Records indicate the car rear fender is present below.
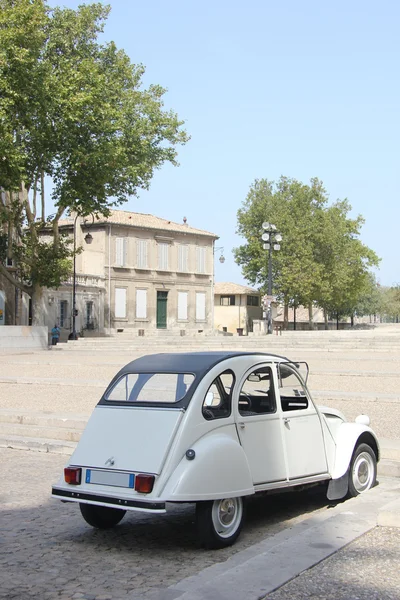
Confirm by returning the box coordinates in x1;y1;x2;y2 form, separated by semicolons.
161;431;254;502
331;423;380;480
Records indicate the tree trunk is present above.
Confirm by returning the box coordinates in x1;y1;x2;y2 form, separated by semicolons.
324;310;328;330
308;302;313;330
293;305;297;330
351;314;354;327
284;300;289;330
336;311;339;330
31;284;44;326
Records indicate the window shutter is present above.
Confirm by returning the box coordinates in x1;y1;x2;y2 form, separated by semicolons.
123;238;128;266
136;289;147;318
178;245;188;272
196;292;206;321
158;243;169;270
196;247;206;273
115;238;123;266
137;240;148;268
178;292;188;320
115;288;127;318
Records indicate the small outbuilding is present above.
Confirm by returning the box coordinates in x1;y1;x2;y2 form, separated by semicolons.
213;282;262;335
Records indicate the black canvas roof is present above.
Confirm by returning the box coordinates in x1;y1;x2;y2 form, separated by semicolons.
98;351;289;409
119;351;277;377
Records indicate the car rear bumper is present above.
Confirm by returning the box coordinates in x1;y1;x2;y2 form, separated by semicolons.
52;487;166;513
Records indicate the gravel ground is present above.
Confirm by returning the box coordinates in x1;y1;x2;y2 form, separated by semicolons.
0;447;333;600
265;527;400;600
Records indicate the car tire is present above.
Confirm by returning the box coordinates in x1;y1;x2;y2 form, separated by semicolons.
79;503;126;529
195;497;245;549
348;443;377;497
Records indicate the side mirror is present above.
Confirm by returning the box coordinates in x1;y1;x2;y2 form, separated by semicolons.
247;374;261;382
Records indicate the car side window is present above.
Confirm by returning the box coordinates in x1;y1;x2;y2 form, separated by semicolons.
239;366;276;416
202;370;233;420
278;364;309;411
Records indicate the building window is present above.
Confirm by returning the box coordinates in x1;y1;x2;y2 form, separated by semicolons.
136;289;147;319
220;295;235;306
158;243;169;270
115;237;127;267
115;287;127;319
59;300;68;327
136;240;148;269
196;246;206;273
178;291;188;320
247;295;259;306
178;245;189;272
196;292;206;321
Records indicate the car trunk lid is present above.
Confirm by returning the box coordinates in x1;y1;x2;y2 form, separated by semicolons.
69;405;184;474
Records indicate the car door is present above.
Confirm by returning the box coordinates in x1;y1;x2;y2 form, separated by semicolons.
234;363;287;486
277;362;328;480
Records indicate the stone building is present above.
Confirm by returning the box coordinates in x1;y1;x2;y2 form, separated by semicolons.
42;210;218;337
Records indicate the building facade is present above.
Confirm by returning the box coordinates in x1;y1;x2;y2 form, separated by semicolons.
43;210;218;337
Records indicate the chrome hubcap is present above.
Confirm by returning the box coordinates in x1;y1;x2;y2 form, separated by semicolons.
212;498;243;538
352;452;375;493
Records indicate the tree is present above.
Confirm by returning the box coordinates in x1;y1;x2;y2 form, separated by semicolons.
352;273;382;322
0;0;188;324
234;177;379;329
379;285;400;322
313;201;379;327
234;176;328;328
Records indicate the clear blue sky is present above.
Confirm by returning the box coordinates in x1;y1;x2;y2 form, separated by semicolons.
55;0;399;287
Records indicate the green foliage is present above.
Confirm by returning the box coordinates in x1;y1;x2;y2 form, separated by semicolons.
234;176;328;306
379;285;400;321
0;0;188;321
234;177;380;321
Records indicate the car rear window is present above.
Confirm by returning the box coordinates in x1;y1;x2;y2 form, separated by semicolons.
105;373;195;403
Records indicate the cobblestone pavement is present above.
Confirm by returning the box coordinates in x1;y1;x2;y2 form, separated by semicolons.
265;526;400;600
1;447;336;600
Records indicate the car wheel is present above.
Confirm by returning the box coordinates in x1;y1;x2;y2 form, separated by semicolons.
79;503;126;529
196;497;245;549
348;443;377;497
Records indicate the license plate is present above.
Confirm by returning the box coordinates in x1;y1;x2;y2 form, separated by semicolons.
85;469;135;488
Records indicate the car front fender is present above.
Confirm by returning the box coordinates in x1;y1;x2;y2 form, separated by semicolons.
331;423;380;480
161;431;254;502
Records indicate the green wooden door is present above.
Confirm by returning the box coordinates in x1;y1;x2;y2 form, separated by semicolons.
157;291;168;328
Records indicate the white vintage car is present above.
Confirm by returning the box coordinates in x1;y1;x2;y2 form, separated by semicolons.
52;351;379;548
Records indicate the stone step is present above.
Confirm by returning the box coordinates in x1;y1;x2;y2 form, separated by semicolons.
0;409;88;430
0;434;76;454
0;422;83;443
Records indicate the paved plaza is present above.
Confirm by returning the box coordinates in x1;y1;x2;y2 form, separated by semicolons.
1;329;400;599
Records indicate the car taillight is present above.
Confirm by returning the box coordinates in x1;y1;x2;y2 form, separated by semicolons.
64;467;82;485
135;474;155;493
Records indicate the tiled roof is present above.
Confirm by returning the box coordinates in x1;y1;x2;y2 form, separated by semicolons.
214;282;260;295
59;210;218;238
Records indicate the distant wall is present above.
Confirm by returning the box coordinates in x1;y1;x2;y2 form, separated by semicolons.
0;326;48;351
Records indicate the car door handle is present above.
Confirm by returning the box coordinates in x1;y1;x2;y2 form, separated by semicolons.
283;418;290;426
238;422;245;429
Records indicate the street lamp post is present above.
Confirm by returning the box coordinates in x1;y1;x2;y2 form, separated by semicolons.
211;244;225;332
71;215;94;340
261;222;282;334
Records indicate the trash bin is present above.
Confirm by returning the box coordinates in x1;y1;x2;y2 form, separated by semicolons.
236;328;244;336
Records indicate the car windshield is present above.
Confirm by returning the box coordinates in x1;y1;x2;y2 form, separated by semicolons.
105;373;195;403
